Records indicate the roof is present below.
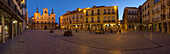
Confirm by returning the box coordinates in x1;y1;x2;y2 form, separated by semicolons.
125;7;138;9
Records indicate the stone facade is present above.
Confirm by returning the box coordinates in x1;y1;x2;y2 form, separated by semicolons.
123;7;142;31
60;6;119;31
0;0;28;43
141;0;170;33
32;8;56;30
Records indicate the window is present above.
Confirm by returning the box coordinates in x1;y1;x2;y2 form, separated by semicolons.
8;0;10;6
73;15;75;19
37;21;39;23
86;18;88;21
86;18;88;23
92;10;94;15
129;25;131;29
86;11;88;16
80;14;82;18
132;10;134;15
108;9;110;14
37;17;39;19
97;9;100;15
97;17;100;22
104;9;106;14
104;16;107;21
69;16;71;20
91;17;94;22
112;9;115;14
112;16;115;20
52;17;54;19
132;25;134;29
97;17;100;21
128;10;131;15
108;16;110;21
76;15;78;18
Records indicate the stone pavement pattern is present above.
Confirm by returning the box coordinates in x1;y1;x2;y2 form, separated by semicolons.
0;30;121;54
0;30;170;54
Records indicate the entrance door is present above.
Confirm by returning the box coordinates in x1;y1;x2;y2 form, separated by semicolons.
164;23;167;33
44;25;47;30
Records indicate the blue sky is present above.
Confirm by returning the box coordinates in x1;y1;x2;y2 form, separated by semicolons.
27;0;146;23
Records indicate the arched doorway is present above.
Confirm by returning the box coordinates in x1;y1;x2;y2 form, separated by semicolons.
44;25;47;30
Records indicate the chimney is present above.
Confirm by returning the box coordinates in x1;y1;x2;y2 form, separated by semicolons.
93;6;96;8
67;11;70;14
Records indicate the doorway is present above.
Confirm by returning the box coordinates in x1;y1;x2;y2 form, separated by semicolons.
44;25;47;30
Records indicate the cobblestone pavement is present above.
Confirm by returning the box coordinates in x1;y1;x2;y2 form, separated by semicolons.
0;30;170;54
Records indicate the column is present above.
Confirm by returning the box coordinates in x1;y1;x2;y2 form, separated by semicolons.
161;23;164;33
18;22;21;35
15;21;17;36
12;19;14;38
156;23;159;32
9;18;14;38
83;24;86;31
115;24;118;30
1;15;5;43
125;23;127;31
20;23;22;34
167;22;169;33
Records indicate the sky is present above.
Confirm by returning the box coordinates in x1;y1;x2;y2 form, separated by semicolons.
27;0;147;23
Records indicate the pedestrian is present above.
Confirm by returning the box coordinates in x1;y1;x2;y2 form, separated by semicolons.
110;29;112;33
76;29;78;33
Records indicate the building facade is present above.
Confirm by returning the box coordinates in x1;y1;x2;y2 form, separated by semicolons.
141;0;170;33
0;0;28;43
123;7;142;31
32;8;56;30
60;6;119;31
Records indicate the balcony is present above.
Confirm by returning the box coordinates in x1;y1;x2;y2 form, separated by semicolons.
98;21;100;22
86;21;88;23
112;12;115;14
103;20;107;22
